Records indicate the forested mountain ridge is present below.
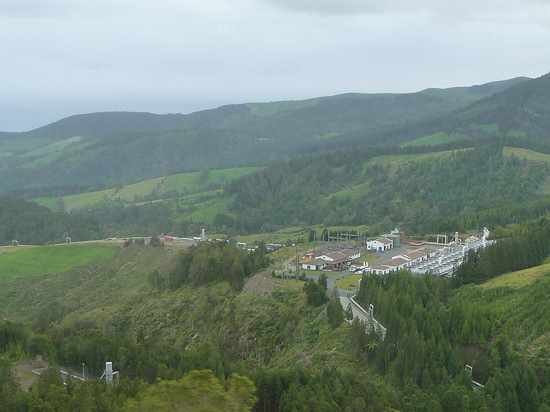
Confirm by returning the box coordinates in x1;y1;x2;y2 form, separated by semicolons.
0;77;528;193
221;140;550;234
369;72;550;146
22;139;550;240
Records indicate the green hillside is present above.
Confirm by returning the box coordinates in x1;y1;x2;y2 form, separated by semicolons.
0;77;527;194
0;243;119;282
0;234;549;410
30;167;257;234
222;141;550;234
0;196;101;245
370;72;550;146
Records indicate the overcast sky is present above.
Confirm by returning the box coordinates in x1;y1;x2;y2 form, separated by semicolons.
1;0;549;131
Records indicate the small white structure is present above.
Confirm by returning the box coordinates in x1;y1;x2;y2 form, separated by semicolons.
101;362;119;384
369;264;390;275
366;238;393;252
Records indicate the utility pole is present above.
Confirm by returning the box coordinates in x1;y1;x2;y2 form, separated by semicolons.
295;244;299;281
313;232;316;256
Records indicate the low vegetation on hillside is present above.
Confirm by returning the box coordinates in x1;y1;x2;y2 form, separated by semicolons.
0;213;549;410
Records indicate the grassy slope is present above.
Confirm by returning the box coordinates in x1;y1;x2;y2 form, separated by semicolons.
0;244;179;321
0;243;120;282
401;131;468;147
482;262;550;289
22;141;95;169
21;136;82;157
502;146;550;164
326;148;471;202
454;262;550;370
0;243;359;374
502;146;550;194
1;240;548;390
32;167;259;212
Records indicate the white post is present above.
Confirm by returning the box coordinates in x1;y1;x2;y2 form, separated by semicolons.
106;362;113;384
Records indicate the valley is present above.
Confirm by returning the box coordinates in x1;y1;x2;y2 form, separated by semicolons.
1;73;550;410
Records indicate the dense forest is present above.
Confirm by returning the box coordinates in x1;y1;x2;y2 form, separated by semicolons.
222;139;549;234
0;197;101;245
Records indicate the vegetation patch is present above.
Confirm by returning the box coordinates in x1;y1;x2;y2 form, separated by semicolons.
481;263;550;289
0;243;119;282
186;197;232;223
21;136;82;157
469;123;499;133
0;137;54;153
503;146;550;164
333;274;362;290
247;99;323;116
401;131;467;147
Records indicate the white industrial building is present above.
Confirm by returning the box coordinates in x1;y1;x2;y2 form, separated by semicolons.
301;248;361;271
366;237;393;252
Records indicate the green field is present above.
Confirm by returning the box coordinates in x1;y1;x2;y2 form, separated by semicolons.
32;166;259;212
22;141;95;169
503;146;550;164
481;263;550;289
161;167;259;193
469;123;499;133
22;136;82;157
0;243;120;282
186;197;232;223
333;274;362;290
401;132;466;147
368;148;471;173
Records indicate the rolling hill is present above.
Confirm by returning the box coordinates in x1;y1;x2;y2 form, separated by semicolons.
0;77;529;194
369;72;550;146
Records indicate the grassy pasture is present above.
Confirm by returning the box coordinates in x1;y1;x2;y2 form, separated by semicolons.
469;123;499;133
502;146;550;164
32;197;59;210
185;197;232;223
367;148;470;173
32;166;259;211
63;188;116;211
324;181;371;203
333;274;362;290
22;136;82;157
161;167;259;193
481;263;550;289
401;132;467;147
0;243;120;282
22;141;95;168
